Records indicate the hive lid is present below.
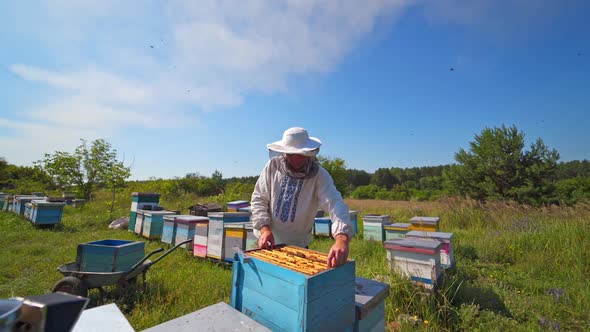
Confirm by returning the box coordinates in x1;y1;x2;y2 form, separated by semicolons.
384;223;411;229
410;216;440;224
176;215;209;223
131;192;160;197
384;238;442;250
354;277;390;320
143;210;177;216
406;230;453;240
227;200;250;205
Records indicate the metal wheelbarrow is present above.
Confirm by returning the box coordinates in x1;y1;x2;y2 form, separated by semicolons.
52;239;192;299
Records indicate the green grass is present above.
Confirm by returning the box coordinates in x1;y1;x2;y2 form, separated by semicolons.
1;196;589;331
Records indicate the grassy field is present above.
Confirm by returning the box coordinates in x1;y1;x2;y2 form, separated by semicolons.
1;195;589;331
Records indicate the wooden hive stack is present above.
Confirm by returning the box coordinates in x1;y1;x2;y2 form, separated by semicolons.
175;216;209;250
384;238;442;290
362;214;390;241
409;216;440;232
128;192;160;232
223;223;247;262
383;223;411;241
206;212;251;261
405;231;455;269
232;245;356;332
1;195;12;211
227;200;250;212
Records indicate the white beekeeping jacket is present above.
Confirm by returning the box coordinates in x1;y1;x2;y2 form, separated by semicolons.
251;158;352;248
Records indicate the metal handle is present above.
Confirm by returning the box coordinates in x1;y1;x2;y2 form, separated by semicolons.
149;239;192;266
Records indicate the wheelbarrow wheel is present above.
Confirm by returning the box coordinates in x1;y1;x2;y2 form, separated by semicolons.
53;276;88;297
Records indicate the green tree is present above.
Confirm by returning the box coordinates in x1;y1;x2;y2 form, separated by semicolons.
444;125;560;204
36;139;131;200
318;156;348;195
371;168;397;189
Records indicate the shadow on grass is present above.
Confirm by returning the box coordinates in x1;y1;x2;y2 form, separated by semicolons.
85;279;170;313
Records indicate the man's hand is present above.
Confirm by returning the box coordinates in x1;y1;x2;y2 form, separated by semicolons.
258;225;275;249
327;234;349;267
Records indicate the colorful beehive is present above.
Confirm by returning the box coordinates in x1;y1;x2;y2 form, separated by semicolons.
142;210;178;239
224;223;247;262
13;195;40;216
384;238;442;290
405;231;455;269
353;277;390;332
30;200;65;225
0;193;8;210
384;223;411;241
245;223;258;251
227;200;250;212
232;246;356;331
76;239;145;272
314;217;332;237
206;212;252;260
128;192;160;232
193;222;209;258
175;216;209;250
349;210;359;236
409;216;440;232
161;215;181;245
362;214;390;241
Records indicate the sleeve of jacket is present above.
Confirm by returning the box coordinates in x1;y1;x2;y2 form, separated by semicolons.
250;160;273;231
316;167;353;239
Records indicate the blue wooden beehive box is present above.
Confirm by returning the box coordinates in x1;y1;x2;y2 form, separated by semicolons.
362;214;390;241
175;215;209;249
161;215;180;245
314;217;332;236
142;210;178;240
13;196;39;216
354;277;390;332
349;210;359;236
128;192;160;232
30;200;65;225
24;202;33;220
76;239;145;272
232;245;356;332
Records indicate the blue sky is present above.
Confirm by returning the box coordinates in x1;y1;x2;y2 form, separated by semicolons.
1;0;589;180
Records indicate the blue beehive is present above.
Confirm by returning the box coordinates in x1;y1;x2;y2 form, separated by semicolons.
353;277;389;332
349;210;359;236
161;215;180;245
362;214;390;241
24;203;33;220
314;217;332;236
76;239;145;272
232;246;356;332
13;196;40;216
30;200;65;225
128;192;160;232
142;211;178;239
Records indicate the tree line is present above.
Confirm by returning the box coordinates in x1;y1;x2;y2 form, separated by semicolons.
1;125;589;206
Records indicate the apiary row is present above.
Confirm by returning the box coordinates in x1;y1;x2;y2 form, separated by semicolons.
0;192;66;226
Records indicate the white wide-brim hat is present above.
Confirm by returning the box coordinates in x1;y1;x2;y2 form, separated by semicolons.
267;127;322;157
